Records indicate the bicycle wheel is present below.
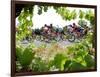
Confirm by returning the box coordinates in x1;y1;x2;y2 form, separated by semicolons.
36;35;41;41
68;34;75;42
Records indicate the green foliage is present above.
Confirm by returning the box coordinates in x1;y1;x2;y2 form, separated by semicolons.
53;54;67;71
79;10;85;19
64;60;87;71
37;5;49;15
63;33;95;71
16;37;95;72
20;48;34;68
32;57;49;72
16;45;23;61
71;10;77;19
54;7;77;21
16;6;34;41
84;54;95;67
68;61;86;71
16;45;35;69
43;6;48;12
64;60;72;71
64;45;94;71
38;6;42;15
54;7;95;26
78;20;87;27
85;10;95;26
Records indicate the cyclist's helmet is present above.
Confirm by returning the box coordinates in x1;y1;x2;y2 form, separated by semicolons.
73;23;76;26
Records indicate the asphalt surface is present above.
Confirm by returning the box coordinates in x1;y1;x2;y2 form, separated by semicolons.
21;39;74;48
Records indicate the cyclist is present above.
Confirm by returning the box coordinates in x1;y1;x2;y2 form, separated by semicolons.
43;24;49;33
83;25;88;35
72;23;82;37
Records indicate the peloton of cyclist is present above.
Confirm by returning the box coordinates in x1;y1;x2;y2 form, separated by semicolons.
72;23;83;37
42;24;53;35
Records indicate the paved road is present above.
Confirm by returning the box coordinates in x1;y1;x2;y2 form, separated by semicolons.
21;39;74;48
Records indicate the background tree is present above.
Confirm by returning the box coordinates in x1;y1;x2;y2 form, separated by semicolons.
85;10;95;48
54;7;77;21
79;10;85;19
16;5;34;41
85;10;95;26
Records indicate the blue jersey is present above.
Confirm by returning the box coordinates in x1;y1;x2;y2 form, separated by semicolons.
77;27;84;33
